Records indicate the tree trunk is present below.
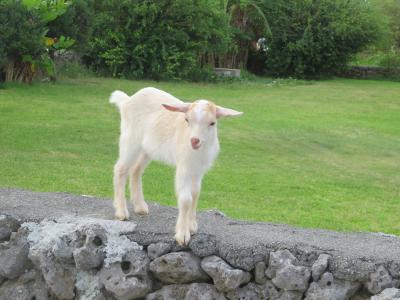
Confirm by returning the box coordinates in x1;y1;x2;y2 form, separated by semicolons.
4;60;34;83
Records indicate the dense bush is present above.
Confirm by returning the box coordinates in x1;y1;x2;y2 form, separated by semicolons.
83;0;231;80
1;0;388;82
254;0;383;77
0;2;46;82
47;0;95;55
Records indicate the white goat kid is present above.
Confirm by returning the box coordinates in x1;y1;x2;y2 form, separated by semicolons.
110;87;242;245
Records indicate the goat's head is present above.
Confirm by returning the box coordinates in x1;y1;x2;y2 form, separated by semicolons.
162;100;242;150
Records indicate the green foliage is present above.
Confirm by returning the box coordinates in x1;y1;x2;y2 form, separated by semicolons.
0;0;74;82
378;48;400;72
0;1;46;81
370;0;400;49
257;0;384;77
22;0;71;23
84;0;231;80
47;0;95;54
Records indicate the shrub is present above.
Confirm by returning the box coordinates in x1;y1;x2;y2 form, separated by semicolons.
83;0;231;80
0;1;46;82
47;0;95;55
254;0;384;77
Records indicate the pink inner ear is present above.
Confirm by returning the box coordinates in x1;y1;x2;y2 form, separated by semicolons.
216;106;243;118
162;103;190;113
162;104;181;112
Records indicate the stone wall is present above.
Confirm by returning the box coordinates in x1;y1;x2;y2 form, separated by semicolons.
0;188;400;300
338;66;400;79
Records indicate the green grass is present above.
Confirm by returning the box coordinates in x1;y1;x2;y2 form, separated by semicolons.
1;77;399;235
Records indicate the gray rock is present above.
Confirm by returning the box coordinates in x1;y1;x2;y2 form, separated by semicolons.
186;283;227;300
147;242;172;260
305;272;361;300
272;263;311;292
201;255;251;292
0;231;29;279
100;248;151;300
388;263;400;279
266;250;297;279
351;294;371;300
219;244;266;271
279;291;303;300
312;254;330;281
365;265;398;295
0;214;20;242
73;224;107;270
264;280;282;300
26;221;77;300
76;270;105;300
146;283;226;300
33;254;76;300
226;281;300;300
330;257;375;282
0;269;49;300
189;233;218;257
150;251;209;284
254;261;267;284
371;288;400;300
226;282;267;300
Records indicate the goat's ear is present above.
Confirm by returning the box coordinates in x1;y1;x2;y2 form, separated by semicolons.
162;103;190;113
216;106;243;119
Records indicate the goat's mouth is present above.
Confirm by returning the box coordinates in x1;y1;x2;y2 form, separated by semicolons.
191;143;201;150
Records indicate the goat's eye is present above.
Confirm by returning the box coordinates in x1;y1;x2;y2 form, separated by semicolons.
185;118;189;123
210;122;215;126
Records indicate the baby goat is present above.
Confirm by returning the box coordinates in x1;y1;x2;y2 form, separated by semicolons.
110;87;242;245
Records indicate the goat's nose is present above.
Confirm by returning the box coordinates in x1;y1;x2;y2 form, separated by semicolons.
191;138;200;148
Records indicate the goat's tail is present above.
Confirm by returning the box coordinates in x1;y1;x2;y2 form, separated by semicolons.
109;90;130;110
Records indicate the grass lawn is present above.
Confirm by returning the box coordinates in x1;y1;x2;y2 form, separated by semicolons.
1;76;399;235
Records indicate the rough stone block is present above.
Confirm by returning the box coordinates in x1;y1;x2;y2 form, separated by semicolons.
305;272;360;300
73;224;107;270
150;251;209;284
266;250;297;279
371;288;400;300
0;214;20;242
0;232;29;279
272;263;311;292
189;233;218;257
254;261;267;284
147;242;172;260
201;255;251;292
365;265;398;295
226;282;267;300
0;269;49;300
100;248;151;300
147;283;226;300
311;254;330;281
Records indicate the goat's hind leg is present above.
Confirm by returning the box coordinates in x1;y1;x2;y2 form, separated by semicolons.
113;137;139;221
129;151;150;215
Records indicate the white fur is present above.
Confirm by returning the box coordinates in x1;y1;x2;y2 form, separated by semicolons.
110;87;242;245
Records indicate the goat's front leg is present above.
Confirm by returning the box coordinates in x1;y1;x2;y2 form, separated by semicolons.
189;178;202;234
175;168;193;245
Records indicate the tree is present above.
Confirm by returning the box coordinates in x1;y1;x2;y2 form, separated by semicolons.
0;0;73;83
217;0;271;69
257;0;384;77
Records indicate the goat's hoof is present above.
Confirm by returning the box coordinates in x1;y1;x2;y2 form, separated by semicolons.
115;208;129;221
189;220;198;234
134;202;149;215
175;230;191;246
